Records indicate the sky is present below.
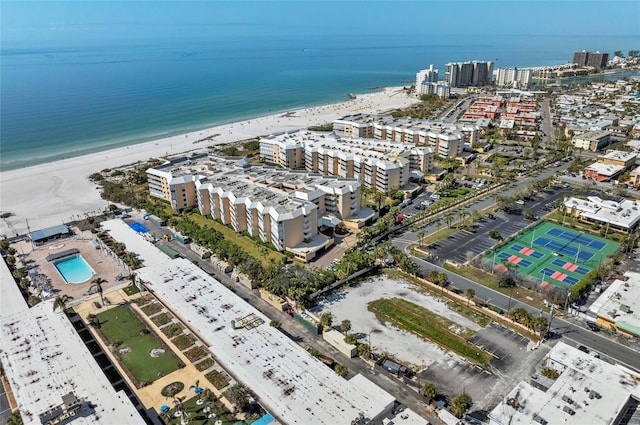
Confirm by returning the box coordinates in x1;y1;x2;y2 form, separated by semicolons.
2;1;639;48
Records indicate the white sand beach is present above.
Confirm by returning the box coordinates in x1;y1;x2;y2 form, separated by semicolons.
0;87;418;237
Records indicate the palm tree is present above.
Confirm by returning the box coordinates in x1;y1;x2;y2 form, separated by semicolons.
421;382;437;402
53;294;73;312
340;319;351;335
416;230;426;248
89;277;107;306
319;312;333;329
451;393;473;418
173;395;189;424
464;288;475;306
444;215;454;229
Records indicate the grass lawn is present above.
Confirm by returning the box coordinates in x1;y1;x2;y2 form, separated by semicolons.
384;269;491;328
368;297;491;366
96;305;180;386
122;285;140;296
443;263;546;310
188;213;284;266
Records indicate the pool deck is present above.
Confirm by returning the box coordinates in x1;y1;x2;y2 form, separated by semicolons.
14;227;129;300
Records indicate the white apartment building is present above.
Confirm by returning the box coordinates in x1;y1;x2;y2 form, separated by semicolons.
495;67;533;89
418;81;451;98
333;114;477;157
147;155;361;257
415;64;439;88
259;130;435;192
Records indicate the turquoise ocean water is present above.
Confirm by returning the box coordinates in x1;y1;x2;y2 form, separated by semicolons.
1;33;638;171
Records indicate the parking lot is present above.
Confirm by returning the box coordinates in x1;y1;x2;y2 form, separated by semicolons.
421;323;548;410
423;187;572;264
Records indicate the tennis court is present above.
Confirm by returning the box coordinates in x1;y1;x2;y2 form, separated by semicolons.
485;221;619;288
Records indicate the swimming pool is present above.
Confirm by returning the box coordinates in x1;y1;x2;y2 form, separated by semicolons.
130;222;149;233
54;255;96;284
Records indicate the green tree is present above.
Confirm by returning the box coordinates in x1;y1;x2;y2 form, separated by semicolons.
357;343;371;358
421;382;438;401
497;272;516;288
464;288;475;306
319;312;333;329
53;294;73;312
451;393;473;418
89;277;107;306
417;229;426;247
340;319;352;335
269;320;281;329
540;367;560;380
6;410;24;425
225;384;250;410
344;333;357;345
334;364;348;378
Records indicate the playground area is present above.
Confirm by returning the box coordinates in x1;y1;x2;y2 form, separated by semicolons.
485;221;619;288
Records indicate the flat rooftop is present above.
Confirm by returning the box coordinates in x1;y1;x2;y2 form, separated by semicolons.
589;271;640;336
101;219;170;267
0;298;143;425
565;196;640;230
136;258;394;424
489;342;640;425
585;162;624;177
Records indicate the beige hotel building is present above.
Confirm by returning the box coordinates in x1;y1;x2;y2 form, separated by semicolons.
147;155;362;260
332;114;479;158
260;130;434;193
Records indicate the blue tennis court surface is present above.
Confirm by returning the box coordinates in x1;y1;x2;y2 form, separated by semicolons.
518;259;533;267
498;252;510;259
546;228;606;250
564;276;579;285
530;251;544;259
533;237;594;261
510;244;524;252
129;222;149;233
540;267;555;277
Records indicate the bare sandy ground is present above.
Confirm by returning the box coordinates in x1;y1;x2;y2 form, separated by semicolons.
0;88;418;237
311;274;481;368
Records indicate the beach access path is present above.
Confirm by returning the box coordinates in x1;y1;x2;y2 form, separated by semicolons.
0;88;418;237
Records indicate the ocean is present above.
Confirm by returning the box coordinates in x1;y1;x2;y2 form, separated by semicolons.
1;33;638;171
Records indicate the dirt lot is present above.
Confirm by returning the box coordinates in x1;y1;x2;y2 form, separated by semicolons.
311;274;481;368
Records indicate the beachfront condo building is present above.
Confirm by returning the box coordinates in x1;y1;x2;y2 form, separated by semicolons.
445;60;493;87
415;64;439;88
333;114;477;157
147;155;362;259
572;50;609;69
418;81;451;98
259;130;435;192
495;67;533;89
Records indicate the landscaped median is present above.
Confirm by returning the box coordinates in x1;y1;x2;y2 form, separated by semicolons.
368;298;492;366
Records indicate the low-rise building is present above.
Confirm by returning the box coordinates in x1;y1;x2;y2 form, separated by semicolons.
597;149;638;169
584;162;624;182
135;257;401;425
0;261;144;425
489;342;640;425
563;196;640;232
589;271;640;338
571;130;612;151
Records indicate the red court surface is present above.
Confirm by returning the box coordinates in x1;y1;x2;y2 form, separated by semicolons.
508;255;522;264
551;271;567;280
519;247;534;256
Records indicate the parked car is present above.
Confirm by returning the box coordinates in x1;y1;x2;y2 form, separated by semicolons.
578;345;589;353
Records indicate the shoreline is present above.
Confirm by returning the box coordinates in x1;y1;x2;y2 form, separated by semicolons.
0;87;418;237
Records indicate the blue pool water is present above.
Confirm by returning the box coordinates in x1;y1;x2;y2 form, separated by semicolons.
130;222;149;233
54;255;96;284
251;413;275;425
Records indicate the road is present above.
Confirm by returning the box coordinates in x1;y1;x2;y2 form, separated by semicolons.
391;169;640;373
